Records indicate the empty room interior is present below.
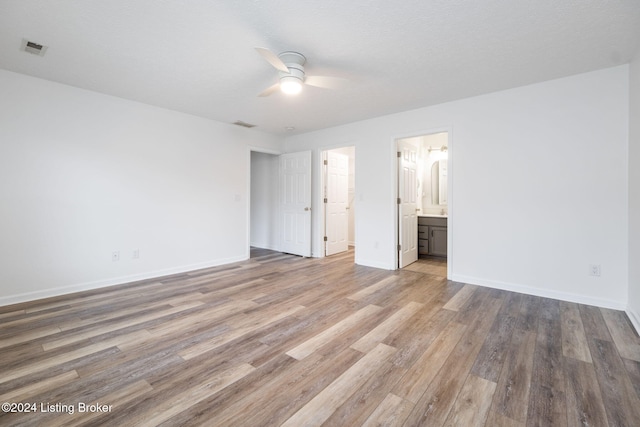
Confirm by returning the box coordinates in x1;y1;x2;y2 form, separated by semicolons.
1;1;640;426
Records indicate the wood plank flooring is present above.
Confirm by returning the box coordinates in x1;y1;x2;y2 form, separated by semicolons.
1;248;639;426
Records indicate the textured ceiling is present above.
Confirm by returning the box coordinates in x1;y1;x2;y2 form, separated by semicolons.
1;0;639;135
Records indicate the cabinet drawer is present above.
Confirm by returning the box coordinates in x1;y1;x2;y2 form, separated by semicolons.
418;225;429;235
418;241;429;255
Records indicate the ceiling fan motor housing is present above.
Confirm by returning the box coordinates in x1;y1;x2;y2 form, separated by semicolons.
278;51;306;83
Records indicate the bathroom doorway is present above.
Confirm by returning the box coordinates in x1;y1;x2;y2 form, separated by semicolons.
395;131;450;273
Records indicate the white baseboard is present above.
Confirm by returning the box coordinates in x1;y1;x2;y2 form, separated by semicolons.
627;307;640;336
0;255;247;308
450;274;627;311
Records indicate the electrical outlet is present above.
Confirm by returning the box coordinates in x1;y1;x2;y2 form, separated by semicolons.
133;249;140;259
112;251;120;262
589;264;601;277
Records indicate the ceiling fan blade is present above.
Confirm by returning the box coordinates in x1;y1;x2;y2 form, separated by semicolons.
255;47;289;73
258;82;280;97
304;75;348;90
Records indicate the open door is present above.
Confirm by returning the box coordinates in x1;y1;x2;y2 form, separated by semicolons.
279;151;312;257
324;150;349;256
398;140;418;268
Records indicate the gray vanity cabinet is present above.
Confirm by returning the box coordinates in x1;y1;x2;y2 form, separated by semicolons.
418;216;447;257
429;226;447;256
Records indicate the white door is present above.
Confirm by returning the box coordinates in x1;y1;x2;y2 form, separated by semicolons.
325;151;349;256
398;140;418;268
280;151;312;257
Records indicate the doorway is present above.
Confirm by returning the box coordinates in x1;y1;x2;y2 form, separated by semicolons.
250;150;279;253
321;146;355;257
395;131;450;273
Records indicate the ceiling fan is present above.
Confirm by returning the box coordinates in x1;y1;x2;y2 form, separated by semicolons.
255;47;346;97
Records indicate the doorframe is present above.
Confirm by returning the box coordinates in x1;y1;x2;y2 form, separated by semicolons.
247;146;282;259
317;144;357;259
392;127;453;278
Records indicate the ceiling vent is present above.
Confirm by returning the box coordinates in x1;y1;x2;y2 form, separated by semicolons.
21;39;48;56
233;120;256;128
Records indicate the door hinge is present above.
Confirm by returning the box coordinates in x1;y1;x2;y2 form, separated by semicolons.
323;159;328;165
397;244;401;251
324;198;328;203
397;197;401;204
324;236;328;242
397;151;401;158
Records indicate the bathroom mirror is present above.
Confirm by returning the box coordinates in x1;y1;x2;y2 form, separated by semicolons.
438;159;447;205
431;162;440;205
430;160;448;206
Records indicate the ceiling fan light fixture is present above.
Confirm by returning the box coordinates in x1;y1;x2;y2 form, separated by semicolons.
280;76;303;95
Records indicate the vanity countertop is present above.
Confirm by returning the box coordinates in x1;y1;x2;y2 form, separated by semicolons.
418;214;448;218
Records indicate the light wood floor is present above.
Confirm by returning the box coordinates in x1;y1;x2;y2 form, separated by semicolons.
1;248;640;426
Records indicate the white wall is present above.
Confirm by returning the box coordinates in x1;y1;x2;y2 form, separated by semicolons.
250;151;279;250
284;65;630;309
1;64;633;314
629;54;640;330
0;69;281;305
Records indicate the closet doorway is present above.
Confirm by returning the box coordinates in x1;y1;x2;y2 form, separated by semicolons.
321;146;355;257
249;150;279;253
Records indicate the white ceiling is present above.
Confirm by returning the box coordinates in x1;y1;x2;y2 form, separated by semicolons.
1;1;639;135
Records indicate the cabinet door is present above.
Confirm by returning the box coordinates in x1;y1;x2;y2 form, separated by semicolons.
429;226;448;257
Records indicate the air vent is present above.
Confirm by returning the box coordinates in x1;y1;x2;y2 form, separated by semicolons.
21;39;48;56
233;120;256;128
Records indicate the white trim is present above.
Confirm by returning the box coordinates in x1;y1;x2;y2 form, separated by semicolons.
391;139;400;269
247;148;253;258
451;273;627;311
317;148;327;258
0;255;247;308
627;307;640;336
444;129;454;280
